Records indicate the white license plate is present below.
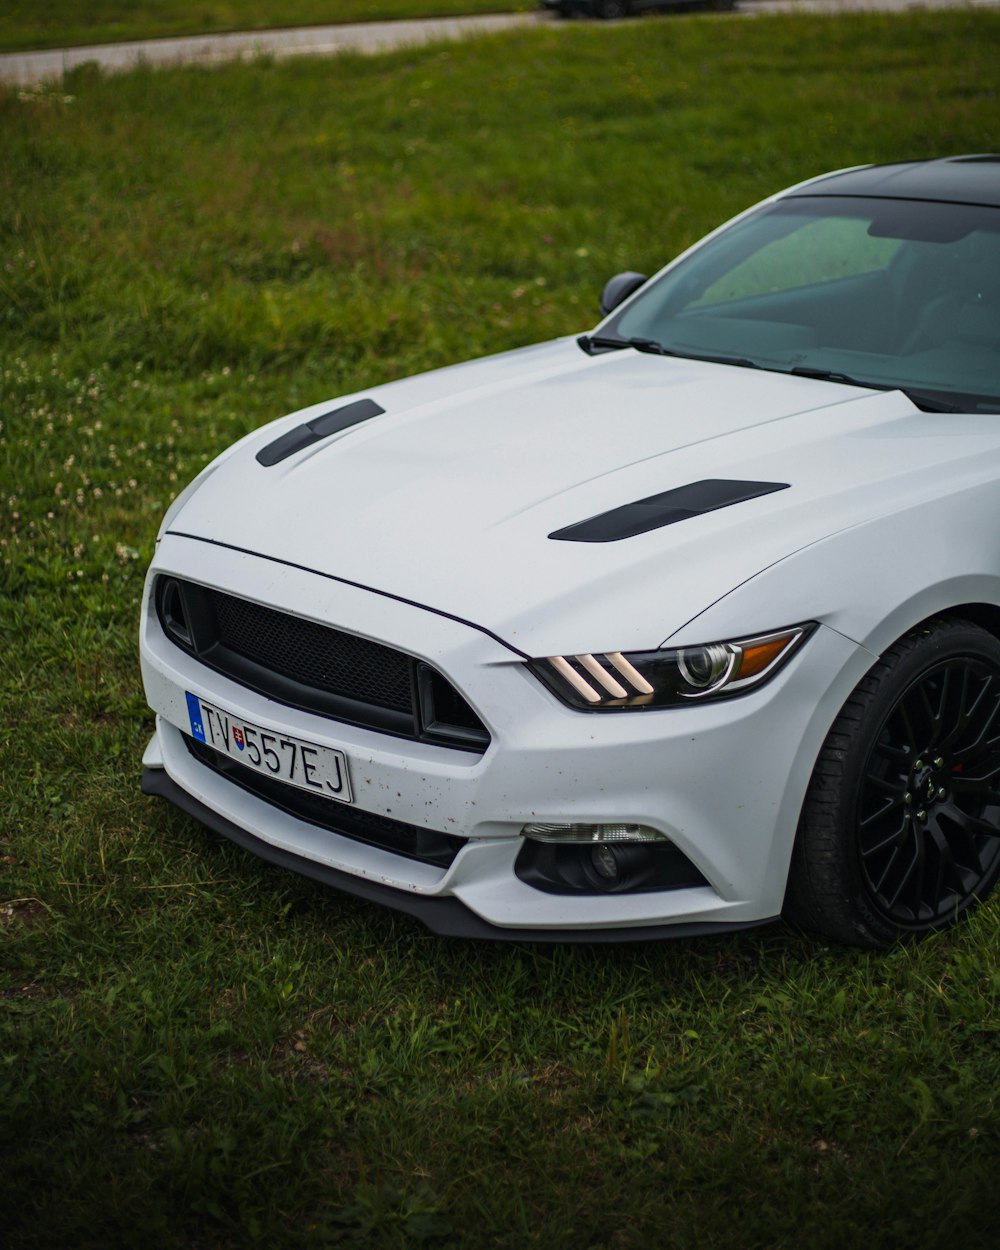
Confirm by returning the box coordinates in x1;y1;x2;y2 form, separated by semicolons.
185;692;352;804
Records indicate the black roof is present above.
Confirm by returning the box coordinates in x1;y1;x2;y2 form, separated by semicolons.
786;155;1000;208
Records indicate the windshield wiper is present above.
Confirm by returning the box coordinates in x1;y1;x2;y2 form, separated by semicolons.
789;366;879;387
577;333;643;354
790;367;966;412
578;334;760;369
674;348;761;370
580;341;987;412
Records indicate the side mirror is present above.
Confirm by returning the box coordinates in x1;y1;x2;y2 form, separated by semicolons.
599;271;648;316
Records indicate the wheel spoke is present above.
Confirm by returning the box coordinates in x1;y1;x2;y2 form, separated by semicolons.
859;796;904;831
951;685;1000;757
941;803;1000;841
934;665;952;735
917;679;943;748
872;843;903;897
884;839;922;910
860;820;907;856
926;825;954;913
863;771;903;797
896;701;920;757
956;725;1000;765
939;666;978;751
951;772;1000;797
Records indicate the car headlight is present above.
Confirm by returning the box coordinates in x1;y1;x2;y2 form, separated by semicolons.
528;624;813;710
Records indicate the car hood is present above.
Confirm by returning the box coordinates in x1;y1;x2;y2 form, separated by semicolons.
168;338;973;657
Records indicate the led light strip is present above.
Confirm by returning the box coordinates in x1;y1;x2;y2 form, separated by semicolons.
605;651;655;695
548;655;602;704
576;653;628;698
547;651;656;704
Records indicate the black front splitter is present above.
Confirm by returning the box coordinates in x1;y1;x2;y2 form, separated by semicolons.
141;766;775;944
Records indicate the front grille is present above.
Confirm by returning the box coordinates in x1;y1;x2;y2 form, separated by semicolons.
211;588;413;713
184;734;466;868
156;576;490;751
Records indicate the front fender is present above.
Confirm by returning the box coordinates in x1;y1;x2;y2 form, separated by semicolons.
665;477;1000;658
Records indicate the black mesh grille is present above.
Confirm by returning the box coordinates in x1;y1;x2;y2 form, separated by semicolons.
184;734;464;868
210;588;413;713
155;576;490;752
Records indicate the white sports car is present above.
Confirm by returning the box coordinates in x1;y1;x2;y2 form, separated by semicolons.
140;156;1000;946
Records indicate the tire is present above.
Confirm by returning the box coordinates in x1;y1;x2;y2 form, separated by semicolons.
785;619;1000;947
596;0;628;18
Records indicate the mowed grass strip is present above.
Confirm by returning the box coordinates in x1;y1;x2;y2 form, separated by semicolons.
2;13;1000;1249
0;0;527;54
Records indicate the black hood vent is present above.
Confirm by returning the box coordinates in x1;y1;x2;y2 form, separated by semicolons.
256;398;385;467
549;479;789;543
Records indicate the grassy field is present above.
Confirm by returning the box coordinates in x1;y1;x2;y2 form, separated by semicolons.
0;1;525;54
3;11;1000;1248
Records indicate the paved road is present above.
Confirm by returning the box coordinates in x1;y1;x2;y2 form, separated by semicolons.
1;3;996;87
0;13;537;85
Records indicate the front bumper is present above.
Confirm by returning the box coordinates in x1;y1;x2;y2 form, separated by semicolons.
140;533;872;938
141;761;771;942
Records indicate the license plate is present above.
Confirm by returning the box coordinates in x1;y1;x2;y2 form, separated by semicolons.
185;692;352;804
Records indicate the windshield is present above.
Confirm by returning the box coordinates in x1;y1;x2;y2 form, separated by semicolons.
603;195;1000;412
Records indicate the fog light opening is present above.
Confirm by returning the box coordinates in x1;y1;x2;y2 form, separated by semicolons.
591;844;620;882
514;836;710;897
581;842;653;893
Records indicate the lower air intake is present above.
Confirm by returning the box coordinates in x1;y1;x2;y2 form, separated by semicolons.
184;734;466;868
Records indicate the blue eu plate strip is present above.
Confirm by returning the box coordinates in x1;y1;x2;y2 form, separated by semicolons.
185;692;206;742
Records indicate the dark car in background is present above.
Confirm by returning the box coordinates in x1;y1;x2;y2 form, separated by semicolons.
541;0;733;18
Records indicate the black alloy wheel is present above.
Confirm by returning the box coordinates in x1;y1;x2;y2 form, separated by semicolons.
597;0;628;18
785;619;1000;946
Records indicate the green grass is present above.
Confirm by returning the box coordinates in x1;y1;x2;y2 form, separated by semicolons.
0;1;527;54
2;12;1000;1248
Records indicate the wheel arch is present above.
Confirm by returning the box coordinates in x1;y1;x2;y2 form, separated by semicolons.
782;615;1000;944
775;600;1000;892
913;601;1000;644
658;516;1000;918
710;590;1000;918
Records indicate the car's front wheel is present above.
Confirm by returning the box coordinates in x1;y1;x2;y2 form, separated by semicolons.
785;619;1000;946
596;0;629;18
